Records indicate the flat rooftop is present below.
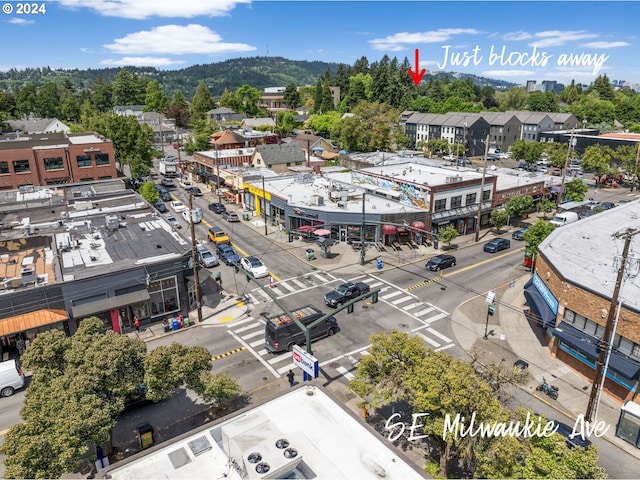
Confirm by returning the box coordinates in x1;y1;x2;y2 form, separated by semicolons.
102;384;427;480
540;200;640;310
355;162;486;187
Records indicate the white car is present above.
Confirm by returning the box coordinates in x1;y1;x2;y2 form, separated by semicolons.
170;200;185;213
240;256;269;278
165;214;181;229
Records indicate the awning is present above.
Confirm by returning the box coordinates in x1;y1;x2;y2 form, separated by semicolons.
71;289;150;318
382;225;397;235
523;283;557;328
411;221;426;231
553;322;640;380
0;309;68;336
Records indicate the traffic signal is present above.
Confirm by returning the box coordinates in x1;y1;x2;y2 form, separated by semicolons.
488;303;496;316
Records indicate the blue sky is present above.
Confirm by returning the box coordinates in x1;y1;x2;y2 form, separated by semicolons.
1;0;639;86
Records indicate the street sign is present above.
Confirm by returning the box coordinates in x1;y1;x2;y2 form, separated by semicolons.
486;291;496;304
292;345;319;379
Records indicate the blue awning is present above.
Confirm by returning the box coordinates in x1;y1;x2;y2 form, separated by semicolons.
554;322;640;380
523;283;557;328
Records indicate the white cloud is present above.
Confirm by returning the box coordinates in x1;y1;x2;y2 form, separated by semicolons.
100;57;185;67
57;0;251;20
481;69;535;78
7;18;35;25
529;30;598;48
104;24;256;55
502;31;533;42
581;41;630;49
370;28;482;51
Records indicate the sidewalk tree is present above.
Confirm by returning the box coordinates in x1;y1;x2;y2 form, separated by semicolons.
505;194;534;225
139;180;159;204
581;145;613;177
1;317;241;478
523;219;555;255
537;197;556;218
489;207;509;233
438;224;458;249
563;178;589;202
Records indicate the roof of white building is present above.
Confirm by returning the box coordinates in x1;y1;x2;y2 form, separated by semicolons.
102;385;426;480
539;200;640;311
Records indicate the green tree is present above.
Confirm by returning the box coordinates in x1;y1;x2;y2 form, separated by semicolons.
497;86;528;110
0;318;240;478
342;73;372;112
537;197;556;217
509;139;544;165
282;82;300;109
527;90;559;112
320;77;335;113
505;194;534;224
587;73;615;101
489;208;509;232
139;180;159;204
14;83;38;118
144;80;169;113
563;178;589;202
437;224;458;248
112;69;147;106
446;78;476;103
312;77;323;114
333;101;399;152
166;90;190;128
580;145;612;177
91;75;114;113
96;114;153;177
190;81;215;123
523;219;555;256
306;111;341;137
231;84;265;117
184;119;218;156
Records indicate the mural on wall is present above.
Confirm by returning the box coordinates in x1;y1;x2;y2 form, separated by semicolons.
350;172;430;210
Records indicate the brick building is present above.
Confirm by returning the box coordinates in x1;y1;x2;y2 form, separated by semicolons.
0;132;117;190
527;201;640;403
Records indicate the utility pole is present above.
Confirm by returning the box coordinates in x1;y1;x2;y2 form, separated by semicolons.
214;142;222;204
585;228;639;421
633;142;640;191
556;128;576;208
360;192;366;266
262;176;268;236
188;192;203;323
474;135;490;242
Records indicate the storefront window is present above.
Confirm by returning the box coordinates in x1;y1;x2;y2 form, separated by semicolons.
148;276;179;317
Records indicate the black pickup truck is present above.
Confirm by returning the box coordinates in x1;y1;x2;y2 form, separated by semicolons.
324;281;370;307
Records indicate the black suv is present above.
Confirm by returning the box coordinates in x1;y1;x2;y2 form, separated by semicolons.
426;254;456;271
209;202;226;214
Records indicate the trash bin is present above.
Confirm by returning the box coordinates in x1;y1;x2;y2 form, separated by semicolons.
182;316;190;327
162;320;171;333
171;318;179;331
136;423;154;450
306;248;315;261
377;259;383;269
243;213;249;221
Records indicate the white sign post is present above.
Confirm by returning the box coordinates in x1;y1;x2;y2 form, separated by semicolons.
292;345;319;380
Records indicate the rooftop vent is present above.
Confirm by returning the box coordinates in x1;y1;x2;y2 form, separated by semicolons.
105;215;119;231
21;268;37;285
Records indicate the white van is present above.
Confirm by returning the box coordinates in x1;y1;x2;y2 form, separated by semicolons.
549;211;579;227
182;207;203;224
0;359;26;397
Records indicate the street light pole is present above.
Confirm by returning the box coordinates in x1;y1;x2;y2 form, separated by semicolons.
474;134;490;243
188;192;203;323
556;128;576;208
360;192;366;266
215;142;222;204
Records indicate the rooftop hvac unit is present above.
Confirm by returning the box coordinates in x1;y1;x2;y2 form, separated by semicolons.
337;201;347;209
21;268;37;285
310;194;324;206
105;215;119;231
445;176;461;184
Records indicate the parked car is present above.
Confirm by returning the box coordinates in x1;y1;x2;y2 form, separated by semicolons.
185;186;203;196
169;200;186;213
512;227;529;241
197;245;220;268
179;179;192;189
165;214;181;229
240;256;269;278
600;201;616;210
222;211;240;222
425;254;456;271
216;244;240;265
456;158;471;166
209;203;226;214
483;238;511;253
160;178;175;187
443;154;456;161
153;201;167;213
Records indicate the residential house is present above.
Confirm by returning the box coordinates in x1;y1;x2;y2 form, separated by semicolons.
3;118;70;134
482;112;522;154
251;143;307;173
506;111;555;142
207;107;244;124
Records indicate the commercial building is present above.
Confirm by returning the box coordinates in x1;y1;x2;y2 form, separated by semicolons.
101;384;427;480
527;201;640;403
0;132;117;190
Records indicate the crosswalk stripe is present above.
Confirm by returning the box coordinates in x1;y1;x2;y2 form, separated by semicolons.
234;322;261;333
435;344;455;352
427;327;452;343
268;354;294;365
402;302;422;311
312;273;328;283
336;366;355;380
290;278;307;289
241;330;263;340
249;338;265;348
255;289;271;300
381;290;402;300
277;281;297;293
414;307;435;317
257;349;268;356
368;281;384;288
392;296;413;305
418;332;440;348
426;312;447;323
228;317;256;328
277;363;297;375
246;293;259;304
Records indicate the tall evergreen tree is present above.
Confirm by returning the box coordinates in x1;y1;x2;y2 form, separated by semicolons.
320;77;335;113
370;54;391;104
190;81;215;123
333;63;351;101
283;82;300;109
313;77;323;114
143;80;169;113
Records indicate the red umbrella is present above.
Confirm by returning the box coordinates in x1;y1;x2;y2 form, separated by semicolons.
314;229;332;236
298;225;316;233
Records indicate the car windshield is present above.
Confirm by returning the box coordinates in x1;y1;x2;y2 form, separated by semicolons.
248;257;262;267
202;252;213;258
335;286;348;295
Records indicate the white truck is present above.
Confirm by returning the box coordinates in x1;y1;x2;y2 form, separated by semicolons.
549;211;579;227
158;160;177;178
0;359;26;397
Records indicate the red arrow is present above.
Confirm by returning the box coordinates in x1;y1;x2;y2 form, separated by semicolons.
408;48;426;86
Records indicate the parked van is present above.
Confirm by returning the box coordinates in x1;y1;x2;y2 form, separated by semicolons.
263;305;338;354
182;207;203;224
549;211;579;227
0;359;26;397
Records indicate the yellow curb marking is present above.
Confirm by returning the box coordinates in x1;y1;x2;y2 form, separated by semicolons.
219;315;234;323
406;277;441;291
212;346;247;361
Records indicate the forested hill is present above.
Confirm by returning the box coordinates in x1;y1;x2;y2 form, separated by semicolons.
0;57;339;97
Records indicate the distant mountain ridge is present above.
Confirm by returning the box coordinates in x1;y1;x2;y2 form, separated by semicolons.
0;56;518;97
